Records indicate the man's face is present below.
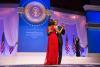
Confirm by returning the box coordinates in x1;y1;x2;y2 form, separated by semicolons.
61;23;64;27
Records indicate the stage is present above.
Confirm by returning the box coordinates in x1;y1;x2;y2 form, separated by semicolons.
0;53;100;66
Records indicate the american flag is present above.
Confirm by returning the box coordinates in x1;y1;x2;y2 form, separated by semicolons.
9;46;14;54
9;42;18;54
72;35;76;54
0;32;5;54
0;41;5;54
65;35;70;54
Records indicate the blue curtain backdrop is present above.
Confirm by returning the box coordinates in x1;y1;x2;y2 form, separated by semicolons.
18;0;50;52
86;11;100;53
86;11;100;24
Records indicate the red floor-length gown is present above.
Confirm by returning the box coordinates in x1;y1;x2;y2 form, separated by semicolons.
45;26;58;65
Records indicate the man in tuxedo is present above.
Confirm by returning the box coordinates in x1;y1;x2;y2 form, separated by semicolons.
54;20;65;64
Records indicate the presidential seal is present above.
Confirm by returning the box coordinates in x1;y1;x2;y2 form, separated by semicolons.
24;1;46;24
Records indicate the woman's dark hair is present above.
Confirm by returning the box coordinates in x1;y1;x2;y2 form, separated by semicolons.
2;32;5;42
48;19;55;26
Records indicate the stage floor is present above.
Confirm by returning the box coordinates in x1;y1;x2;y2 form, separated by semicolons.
0;64;100;67
0;53;100;66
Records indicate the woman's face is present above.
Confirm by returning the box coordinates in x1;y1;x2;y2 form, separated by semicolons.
54;20;58;26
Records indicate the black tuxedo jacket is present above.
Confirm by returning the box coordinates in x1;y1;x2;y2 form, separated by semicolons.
57;26;65;46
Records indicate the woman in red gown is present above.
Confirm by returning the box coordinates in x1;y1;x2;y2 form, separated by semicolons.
45;20;58;65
